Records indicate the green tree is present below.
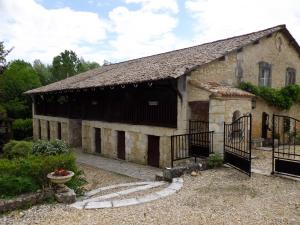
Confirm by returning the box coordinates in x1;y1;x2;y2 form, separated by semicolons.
0;42;13;74
78;58;100;72
51;50;81;81
33;59;53;85
0;60;41;118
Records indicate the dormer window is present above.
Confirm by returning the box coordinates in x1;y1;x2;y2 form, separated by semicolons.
286;67;296;86
258;62;272;87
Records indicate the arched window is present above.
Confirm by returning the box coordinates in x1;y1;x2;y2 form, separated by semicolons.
232;110;241;122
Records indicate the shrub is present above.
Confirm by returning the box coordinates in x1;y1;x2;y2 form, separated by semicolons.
239;82;300;110
208;153;223;168
0;105;7;119
12;118;33;140
32;139;70;156
0;175;39;198
0;153;85;195
3;140;33;159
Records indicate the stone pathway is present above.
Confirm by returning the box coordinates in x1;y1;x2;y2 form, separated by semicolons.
74;148;162;181
71;178;183;209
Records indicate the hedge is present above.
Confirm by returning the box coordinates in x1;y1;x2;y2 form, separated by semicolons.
12;118;33;140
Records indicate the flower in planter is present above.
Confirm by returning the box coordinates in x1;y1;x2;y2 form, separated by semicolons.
53;168;70;176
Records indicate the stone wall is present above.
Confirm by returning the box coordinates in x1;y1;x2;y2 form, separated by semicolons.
188;29;300;142
252;99;300;138
209;97;252;155
190;31;300;88
32;115;81;147
81;120;176;168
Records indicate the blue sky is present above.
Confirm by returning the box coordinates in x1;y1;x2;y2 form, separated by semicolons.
1;0;300;64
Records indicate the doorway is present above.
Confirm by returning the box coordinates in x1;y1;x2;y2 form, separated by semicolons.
261;112;269;139
147;135;160;167
57;122;62;140
117;131;125;160
95;128;101;154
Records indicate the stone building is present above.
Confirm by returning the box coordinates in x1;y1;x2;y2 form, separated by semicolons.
26;24;300;168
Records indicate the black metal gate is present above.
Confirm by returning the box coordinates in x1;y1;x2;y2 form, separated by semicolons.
171;131;214;167
224;114;252;176
272;115;300;177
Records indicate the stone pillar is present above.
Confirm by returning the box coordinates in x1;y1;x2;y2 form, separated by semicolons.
50;121;58;140
177;76;189;133
209;98;225;155
160;136;172;168
32;118;39;141
68;119;82;147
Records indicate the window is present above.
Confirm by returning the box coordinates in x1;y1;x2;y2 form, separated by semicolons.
286;68;296;86
258;62;272;87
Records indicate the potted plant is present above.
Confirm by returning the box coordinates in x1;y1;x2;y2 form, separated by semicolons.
47;168;74;191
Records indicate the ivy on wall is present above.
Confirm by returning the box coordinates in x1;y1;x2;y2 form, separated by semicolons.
238;82;300;110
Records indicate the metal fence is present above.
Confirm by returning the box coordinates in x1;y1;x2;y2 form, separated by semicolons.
171;131;214;167
272;114;300;177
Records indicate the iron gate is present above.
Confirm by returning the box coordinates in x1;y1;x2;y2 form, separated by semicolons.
272;115;300;177
171;131;214;167
224;114;252;176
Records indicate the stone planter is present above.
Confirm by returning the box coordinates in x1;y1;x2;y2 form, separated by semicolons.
47;171;74;186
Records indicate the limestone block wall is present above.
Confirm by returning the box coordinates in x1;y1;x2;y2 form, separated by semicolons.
209;97;252;155
32;115;80;147
81;120;178;168
68;119;82;147
49;121;58;140
190;31;300;88
251;99;300;139
240;32;300;88
177;76;189;133
101;128;117;158
125;132;147;165
39;120;49;140
32;118;39;140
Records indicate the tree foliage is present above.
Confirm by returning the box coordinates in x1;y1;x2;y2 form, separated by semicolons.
51;50;100;81
0;60;41;118
0;42;13;74
51;50;82;81
33;59;53;85
239;82;300;110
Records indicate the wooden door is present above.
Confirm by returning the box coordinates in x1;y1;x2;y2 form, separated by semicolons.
95;128;101;154
148;135;160;167
57;122;62;140
262;112;269;139
117;131;125;160
47;121;50;140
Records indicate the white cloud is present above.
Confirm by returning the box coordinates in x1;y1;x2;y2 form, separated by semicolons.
0;0;107;63
185;0;300;44
125;0;179;14
106;0;189;60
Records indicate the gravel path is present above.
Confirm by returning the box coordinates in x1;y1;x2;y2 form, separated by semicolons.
79;163;138;191
1;166;300;225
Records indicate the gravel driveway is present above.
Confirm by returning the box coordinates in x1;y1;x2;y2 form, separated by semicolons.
1;166;299;225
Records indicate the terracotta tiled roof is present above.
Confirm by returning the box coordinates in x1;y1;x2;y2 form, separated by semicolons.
26;24;297;94
189;80;254;97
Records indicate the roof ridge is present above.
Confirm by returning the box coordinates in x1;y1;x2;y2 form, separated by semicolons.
104;24;286;67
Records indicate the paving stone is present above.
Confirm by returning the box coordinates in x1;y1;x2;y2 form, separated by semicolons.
112;198;139;207
71;176;183;209
85;192;119;203
85;182;152;197
85;201;112;209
